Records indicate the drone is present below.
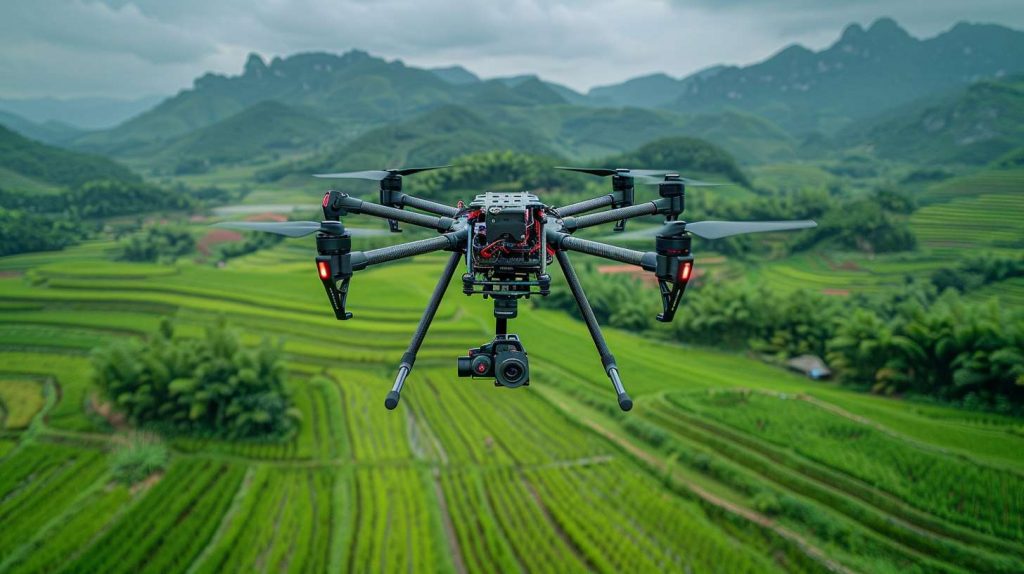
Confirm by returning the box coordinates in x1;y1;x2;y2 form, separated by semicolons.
216;165;816;412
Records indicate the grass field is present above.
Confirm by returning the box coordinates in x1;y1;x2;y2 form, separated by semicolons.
0;236;1021;573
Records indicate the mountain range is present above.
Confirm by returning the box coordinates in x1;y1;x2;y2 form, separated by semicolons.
2;18;1023;173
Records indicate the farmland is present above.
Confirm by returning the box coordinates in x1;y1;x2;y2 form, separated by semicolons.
1;235;1022;573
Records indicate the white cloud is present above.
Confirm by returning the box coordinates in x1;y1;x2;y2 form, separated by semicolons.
0;0;1020;98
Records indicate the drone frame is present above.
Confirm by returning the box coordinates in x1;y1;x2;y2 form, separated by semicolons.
217;168;815;412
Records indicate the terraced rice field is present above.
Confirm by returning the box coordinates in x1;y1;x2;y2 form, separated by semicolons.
0;240;1022;573
910;193;1024;251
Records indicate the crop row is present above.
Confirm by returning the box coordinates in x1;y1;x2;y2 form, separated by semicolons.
670;391;1024;543
0;444;107;563
409;370;609;465
643;393;1024;573
4;482;133;574
348;466;451;573
192;466;334;573
528;461;776;573
63;458;245;574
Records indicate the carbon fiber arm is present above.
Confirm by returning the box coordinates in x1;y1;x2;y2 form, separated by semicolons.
337;194;455;231
548;230;656;271
352;228;468;269
555;194;615;217
398;194;460;217
560;200;665;232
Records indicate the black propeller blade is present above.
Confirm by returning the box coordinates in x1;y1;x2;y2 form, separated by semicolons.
638;175;730;187
313;165;452;180
554;166;676;179
657;220;818;239
213;220;345;238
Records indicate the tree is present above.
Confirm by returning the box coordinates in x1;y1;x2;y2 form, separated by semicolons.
91;319;299;438
118;225;195;263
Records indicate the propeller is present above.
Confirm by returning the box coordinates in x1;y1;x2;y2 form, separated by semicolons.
657;220;817;239
554;166;676;178
313;165;451;180
213;220;345;238
638;174;730;187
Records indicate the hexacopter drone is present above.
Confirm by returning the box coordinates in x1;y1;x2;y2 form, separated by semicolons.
216;166;816;412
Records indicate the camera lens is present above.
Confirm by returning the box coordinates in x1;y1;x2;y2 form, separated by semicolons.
498;358;526;385
456;356;472;377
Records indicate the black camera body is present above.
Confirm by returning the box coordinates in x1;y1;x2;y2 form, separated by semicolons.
457;334;530;388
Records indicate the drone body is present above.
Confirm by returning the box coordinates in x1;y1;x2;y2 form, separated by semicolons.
217;166;816;412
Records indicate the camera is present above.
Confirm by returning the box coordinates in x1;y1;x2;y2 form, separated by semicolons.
457;334;530;388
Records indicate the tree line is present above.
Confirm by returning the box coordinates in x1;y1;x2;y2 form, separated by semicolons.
536;255;1024;414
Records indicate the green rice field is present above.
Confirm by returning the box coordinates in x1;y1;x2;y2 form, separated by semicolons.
0;237;1023;573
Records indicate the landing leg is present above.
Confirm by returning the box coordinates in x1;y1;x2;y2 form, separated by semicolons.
385;251;462;410
554;251;633;411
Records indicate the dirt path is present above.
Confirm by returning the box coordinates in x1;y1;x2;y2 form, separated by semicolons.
432;468;467;574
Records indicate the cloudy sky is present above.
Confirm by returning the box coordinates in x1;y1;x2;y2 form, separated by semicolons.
2;0;1021;99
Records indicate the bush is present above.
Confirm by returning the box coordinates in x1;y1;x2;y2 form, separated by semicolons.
118;225;195;263
92;319;298;439
110;433;168;484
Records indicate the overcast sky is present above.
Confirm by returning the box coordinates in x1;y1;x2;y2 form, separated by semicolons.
2;0;1022;99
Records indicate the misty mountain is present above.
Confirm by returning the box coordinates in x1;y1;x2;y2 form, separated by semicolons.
0;95;163;130
429;65;481;85
54;17;1024;170
588;67;726;108
843;76;1024;165
0;110;83;146
663;18;1024;134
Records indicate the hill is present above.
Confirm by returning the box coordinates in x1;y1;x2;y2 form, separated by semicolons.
663;19;1024;134
268;105;558;179
140;100;337;173
0;111;83;146
73;51;459;152
607;136;751;186
0;125;140;192
588;66;726;108
0;95;162;130
842;76;1024;165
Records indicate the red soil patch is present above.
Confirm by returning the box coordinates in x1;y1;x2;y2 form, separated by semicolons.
0;271;23;278
90;392;128;430
197;229;244;256
822;288;851;296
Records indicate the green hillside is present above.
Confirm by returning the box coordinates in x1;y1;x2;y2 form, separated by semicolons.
845;77;1024;165
141;100;337;173
0;125;139;192
0;111;83;146
275;105;558;178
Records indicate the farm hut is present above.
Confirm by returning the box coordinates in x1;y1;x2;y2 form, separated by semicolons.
786;355;832;380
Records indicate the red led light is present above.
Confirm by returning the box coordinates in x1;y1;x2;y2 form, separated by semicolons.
678;261;692;282
317;260;331;280
322;192;330;208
